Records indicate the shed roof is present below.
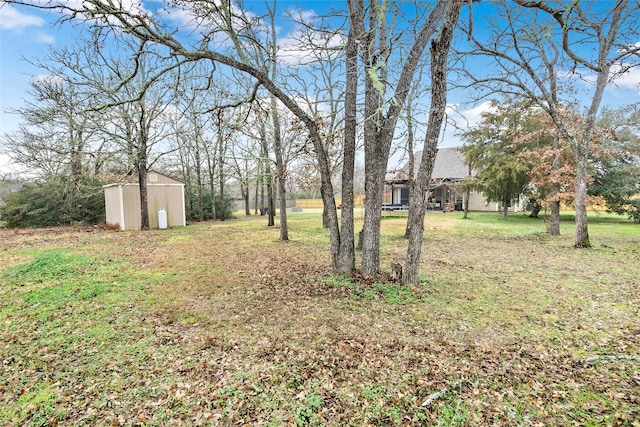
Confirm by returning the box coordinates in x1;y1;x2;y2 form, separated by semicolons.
102;171;183;188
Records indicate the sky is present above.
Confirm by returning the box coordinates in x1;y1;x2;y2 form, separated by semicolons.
1;1;639;175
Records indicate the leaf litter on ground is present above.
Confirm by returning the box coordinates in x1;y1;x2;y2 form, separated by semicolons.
0;212;639;426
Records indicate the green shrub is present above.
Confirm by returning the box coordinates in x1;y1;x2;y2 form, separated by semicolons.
0;175;105;228
186;187;235;221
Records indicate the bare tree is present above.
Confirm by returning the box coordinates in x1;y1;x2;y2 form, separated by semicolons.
1;50;109;195
7;0;458;275
458;0;640;247
91;43;180;230
346;0;453;277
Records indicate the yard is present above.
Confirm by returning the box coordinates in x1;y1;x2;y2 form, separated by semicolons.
1;211;639;426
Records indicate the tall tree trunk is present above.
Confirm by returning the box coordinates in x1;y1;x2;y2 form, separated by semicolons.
260;121;275;226
180;146;193;221
138;157;149;231
359;0;388;277
463;188;470;219
68;128;84;220
270;94;289;240
404;107;416;238
463;164;472;219
243;181;251;215
361;150;387;276
266;7;290;240
335;19;358;274
573;155;590;247
205;141;216;221
137;107;150;231
254;170;259;215
404;145;439;284
194;140;204;221
267;177;275;227
217;110;227;221
547;135;561;234
257;158;263;215
549;198;560;233
243;158;251;216
570;59;609;248
403;0;463;285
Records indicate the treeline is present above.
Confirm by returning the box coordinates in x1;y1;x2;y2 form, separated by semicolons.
2;0;639;283
460;102;640;224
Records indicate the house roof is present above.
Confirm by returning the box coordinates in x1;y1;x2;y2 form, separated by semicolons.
387;147;470;182
431;148;469;179
101;171;183;187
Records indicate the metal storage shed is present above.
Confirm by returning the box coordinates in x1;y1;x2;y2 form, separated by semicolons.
103;172;186;230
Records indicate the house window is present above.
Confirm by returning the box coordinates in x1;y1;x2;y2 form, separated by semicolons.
149;173;158;182
400;188;409;205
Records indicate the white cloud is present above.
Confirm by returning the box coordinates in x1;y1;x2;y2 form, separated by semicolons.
37;0;152;28
610;62;640;93
34;31;55;44
446;101;495;131
33;73;66;85
286;8;317;23
559;60;640;96
277;30;344;66
0;5;44;31
160;6;196;29
441;101;496;147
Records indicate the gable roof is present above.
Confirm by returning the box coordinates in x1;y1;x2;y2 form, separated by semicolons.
388;147;470;182
431;148;469;179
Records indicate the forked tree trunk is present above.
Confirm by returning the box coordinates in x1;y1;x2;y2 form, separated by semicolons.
351;0;450;277
359;0;389;277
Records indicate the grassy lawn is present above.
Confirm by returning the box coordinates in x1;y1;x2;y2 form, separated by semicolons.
1;211;638;426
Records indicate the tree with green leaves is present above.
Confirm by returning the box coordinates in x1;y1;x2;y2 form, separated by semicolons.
590;106;640;223
458;0;640;247
461;101;531;220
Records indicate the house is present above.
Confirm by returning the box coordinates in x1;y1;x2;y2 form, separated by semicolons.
384;147;525;212
103;171;186;230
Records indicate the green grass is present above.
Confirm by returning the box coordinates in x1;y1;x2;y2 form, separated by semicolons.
0;211;638;425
